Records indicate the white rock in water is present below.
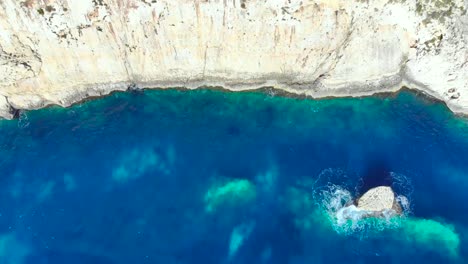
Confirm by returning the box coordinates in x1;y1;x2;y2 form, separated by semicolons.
357;186;395;212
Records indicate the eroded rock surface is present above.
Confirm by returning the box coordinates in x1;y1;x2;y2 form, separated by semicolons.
336;186;401;223
0;0;467;118
357;186;395;212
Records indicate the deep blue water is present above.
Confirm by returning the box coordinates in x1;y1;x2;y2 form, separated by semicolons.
0;89;468;263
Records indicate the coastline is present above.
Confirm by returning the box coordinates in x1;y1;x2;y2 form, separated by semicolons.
3;78;465;121
0;0;467;119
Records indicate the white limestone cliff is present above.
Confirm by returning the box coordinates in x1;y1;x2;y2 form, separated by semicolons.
0;0;467;118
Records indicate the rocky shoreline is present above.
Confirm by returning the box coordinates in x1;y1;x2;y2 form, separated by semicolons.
0;0;467;119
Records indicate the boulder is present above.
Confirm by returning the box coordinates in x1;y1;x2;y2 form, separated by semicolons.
357;186;395;212
335;186;402;225
356;186;403;216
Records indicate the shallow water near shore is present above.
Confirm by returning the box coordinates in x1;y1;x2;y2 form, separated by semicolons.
1;89;468;263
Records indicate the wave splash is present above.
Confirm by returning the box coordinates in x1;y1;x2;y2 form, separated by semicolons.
312;169;412;236
308;169;460;257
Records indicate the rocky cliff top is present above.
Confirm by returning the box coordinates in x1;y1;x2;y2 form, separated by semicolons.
0;0;467;118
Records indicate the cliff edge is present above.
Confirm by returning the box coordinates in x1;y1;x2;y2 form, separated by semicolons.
0;0;467;118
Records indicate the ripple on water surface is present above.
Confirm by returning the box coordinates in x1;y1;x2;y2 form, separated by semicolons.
0;89;468;263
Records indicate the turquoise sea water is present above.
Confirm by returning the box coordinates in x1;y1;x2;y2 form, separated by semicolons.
1;89;468;263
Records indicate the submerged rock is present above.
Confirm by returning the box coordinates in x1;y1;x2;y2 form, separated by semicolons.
399;218;460;257
228;221;256;259
204;178;256;213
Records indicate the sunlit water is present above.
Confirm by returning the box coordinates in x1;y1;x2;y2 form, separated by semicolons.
1;89;468;263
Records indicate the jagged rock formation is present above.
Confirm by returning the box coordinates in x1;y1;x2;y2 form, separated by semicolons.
0;0;467;118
